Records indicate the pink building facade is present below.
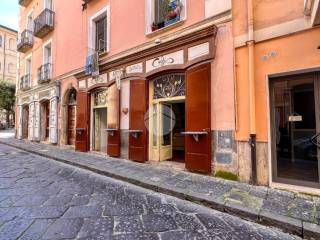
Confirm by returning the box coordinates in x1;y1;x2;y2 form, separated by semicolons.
16;0;235;175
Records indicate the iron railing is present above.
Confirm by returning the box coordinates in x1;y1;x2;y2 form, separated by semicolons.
34;9;55;38
20;74;32;91
17;30;34;53
38;63;52;83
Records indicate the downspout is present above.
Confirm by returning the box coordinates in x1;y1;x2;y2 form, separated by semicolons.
247;0;257;184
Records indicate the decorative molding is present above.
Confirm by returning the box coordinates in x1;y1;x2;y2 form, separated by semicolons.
75;22;219;79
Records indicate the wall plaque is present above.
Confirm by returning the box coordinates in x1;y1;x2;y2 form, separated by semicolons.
79;80;87;89
188;42;210;61
88;74;108;88
126;63;143;74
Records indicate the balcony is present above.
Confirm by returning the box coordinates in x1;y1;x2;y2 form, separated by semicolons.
38;63;52;83
17;30;33;53
20;74;32;91
34;9;55;38
19;0;32;7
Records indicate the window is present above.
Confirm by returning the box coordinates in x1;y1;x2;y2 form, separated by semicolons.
27;11;33;31
0;35;2;48
26;57;32;75
147;0;186;33
95;16;107;52
44;42;52;64
89;6;110;54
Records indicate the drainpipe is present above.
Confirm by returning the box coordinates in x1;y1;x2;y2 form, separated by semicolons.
247;0;257;184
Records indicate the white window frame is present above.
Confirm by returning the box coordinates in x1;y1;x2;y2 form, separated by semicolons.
44;0;53;10
145;0;187;35
42;39;52;64
24;54;32;87
26;9;34;31
88;6;110;54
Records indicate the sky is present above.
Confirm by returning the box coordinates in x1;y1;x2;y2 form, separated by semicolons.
0;0;19;31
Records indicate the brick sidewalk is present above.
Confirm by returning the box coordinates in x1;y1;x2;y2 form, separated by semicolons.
1;138;320;239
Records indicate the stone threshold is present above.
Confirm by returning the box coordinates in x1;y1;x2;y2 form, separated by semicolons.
1;138;320;239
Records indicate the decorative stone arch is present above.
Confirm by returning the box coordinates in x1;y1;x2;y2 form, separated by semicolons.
61;85;78;145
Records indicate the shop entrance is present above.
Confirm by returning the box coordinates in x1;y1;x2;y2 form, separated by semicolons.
22;105;29;139
40;100;50;141
270;73;320;188
91;89;108;153
150;101;185;163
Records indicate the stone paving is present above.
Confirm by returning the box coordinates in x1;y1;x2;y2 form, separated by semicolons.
0;138;320;239
0;143;300;240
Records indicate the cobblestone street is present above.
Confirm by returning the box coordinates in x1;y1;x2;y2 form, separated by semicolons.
0;143;300;240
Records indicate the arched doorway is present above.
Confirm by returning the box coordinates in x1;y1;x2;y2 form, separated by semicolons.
67;88;77;145
22;105;29;139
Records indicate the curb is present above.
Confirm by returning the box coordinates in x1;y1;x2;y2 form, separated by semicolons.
1;140;319;239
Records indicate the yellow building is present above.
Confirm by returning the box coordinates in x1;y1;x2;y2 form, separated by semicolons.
0;24;18;84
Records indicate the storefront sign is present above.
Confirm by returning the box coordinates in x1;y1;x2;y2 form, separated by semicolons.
126;63;143;74
188;42;210;61
146;50;184;73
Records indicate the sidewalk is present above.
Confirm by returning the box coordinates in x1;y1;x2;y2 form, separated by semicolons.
1;138;320;239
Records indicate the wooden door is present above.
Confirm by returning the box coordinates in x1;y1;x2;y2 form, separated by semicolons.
45;102;50;140
67;105;76;145
185;64;211;173
129;80;148;162
75;91;89;152
22;106;29;139
107;84;121;157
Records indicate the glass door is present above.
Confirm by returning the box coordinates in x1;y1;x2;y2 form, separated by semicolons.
271;73;320;188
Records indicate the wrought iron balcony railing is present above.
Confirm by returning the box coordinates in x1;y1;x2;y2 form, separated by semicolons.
38;63;52;83
19;0;32;7
34;9;55;38
20;74;32;91
17;30;34;53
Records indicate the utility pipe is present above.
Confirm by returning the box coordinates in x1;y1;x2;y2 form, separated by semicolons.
247;0;257;184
